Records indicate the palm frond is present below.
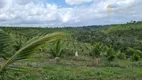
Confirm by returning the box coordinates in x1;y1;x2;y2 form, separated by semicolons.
0;32;66;72
89;43;103;58
50;40;64;57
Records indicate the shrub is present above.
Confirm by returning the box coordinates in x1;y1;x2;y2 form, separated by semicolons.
131;54;140;61
89;43;104;65
49;40;64;58
117;50;126;60
104;46;116;63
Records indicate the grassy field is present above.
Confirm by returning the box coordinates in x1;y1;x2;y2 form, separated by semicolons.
1;54;142;80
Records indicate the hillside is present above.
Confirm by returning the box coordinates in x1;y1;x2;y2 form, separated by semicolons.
0;22;142;80
101;22;142;40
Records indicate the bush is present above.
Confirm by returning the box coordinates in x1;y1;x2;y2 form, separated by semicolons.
117;51;126;60
49;40;64;58
104;46;116;62
131;54;140;61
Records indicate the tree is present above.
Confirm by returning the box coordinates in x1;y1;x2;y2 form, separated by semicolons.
104;46;116;63
126;47;142;58
50;40;64;58
89;43;104;65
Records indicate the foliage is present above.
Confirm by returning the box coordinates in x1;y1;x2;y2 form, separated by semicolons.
89;43;105;65
89;43;104;58
126;47;142;58
0;32;66;73
0;22;142;79
49;40;64;58
0;29;14;60
131;54;140;61
116;50;126;60
104;46;116;62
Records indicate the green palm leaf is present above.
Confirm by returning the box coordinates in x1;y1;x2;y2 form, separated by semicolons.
89;43;103;58
0;32;66;72
50;40;64;57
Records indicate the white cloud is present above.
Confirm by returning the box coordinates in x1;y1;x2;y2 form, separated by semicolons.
0;0;8;8
65;0;93;5
0;0;142;27
15;0;32;5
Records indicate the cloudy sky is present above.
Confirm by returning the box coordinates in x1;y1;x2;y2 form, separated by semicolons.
0;0;142;27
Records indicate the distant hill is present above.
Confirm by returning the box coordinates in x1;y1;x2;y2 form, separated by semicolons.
101;22;142;40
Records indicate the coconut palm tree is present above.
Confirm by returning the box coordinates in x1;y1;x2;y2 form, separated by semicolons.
104;46;116;63
50;40;64;58
126;47;142;58
89;43;104;65
49;40;66;64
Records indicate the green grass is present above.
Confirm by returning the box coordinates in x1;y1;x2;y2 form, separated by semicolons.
2;56;142;80
6;64;142;80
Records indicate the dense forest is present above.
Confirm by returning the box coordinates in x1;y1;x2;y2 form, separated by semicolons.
0;22;142;80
